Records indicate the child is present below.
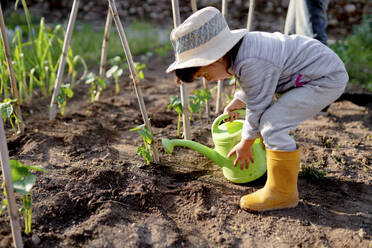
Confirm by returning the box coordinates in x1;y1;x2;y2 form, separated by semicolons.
166;7;348;212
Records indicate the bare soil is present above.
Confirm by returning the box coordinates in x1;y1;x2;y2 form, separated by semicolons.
1;55;371;248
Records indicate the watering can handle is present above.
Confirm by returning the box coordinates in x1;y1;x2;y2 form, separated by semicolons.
212;109;246;133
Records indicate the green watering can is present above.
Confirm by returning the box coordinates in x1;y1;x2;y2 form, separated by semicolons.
162;110;267;184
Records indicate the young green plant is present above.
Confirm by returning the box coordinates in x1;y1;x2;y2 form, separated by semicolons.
168;95;183;137
130;124;153;165
0;99;21;133
1;160;46;235
189;87;211;120
106;64;123;94
84;72;106;102
56;84;73;116
299;164;326;183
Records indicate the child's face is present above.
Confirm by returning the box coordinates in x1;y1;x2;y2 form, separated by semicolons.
194;58;231;82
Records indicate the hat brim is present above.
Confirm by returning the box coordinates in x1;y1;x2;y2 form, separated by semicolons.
166;28;248;73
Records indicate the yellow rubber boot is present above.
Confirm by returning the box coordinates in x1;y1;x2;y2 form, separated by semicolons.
240;148;300;212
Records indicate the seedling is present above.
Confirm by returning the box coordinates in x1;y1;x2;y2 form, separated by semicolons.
299;164;326;182
56;84;73;116
189;88;211;119
134;62;146;81
168;95;183;137
1;160;46;235
130;124;153;165
84;72;106;102
106;64;123;94
66;52;88;88
188;94;201;121
0;98;21;133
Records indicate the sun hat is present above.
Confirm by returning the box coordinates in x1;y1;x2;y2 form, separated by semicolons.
166;6;248;73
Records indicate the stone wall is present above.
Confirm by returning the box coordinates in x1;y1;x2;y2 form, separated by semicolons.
26;0;372;38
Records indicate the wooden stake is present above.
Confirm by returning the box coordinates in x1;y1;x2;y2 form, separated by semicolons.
0;118;24;248
215;0;228;114
247;0;255;31
171;0;192;140
202;78;210;120
190;0;197;13
49;0;80;120
96;9;113;101
0;4;24;134
107;0;159;163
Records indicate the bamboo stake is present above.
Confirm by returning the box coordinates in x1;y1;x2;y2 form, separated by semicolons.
190;0;197;13
107;0;159;163
0;118;24;248
0;4;25;134
215;0;228;114
247;0;255;31
49;0;79;120
96;9;113;101
171;0;191;140
202;78;210;119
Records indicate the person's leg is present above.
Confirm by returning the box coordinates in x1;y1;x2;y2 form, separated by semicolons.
284;0;313;38
284;0;296;35
240;75;347;212
306;0;330;46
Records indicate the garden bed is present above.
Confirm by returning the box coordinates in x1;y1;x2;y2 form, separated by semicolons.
0;55;371;247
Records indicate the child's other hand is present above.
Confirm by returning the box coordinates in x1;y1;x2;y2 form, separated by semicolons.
227;139;255;170
224;98;245;122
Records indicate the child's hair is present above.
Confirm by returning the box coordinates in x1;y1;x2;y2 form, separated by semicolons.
175;66;201;82
174;38;243;83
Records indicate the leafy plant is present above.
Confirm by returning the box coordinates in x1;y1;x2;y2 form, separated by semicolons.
56;84;73;116
188;94;201;120
1;160;46;235
106;65;123;93
85;72;106;102
134;62;146;82
66;52;88;88
0;99;21;133
331;15;372;92
130;124;153;165
299;164;326;182
168;95;183;137
188;88;211;119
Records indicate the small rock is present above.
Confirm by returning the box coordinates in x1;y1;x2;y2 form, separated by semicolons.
32;234;40;246
64;183;73;191
358;228;366;239
344;4;356;13
210;206;217;217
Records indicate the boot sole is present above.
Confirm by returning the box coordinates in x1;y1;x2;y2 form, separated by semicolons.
242;201;299;213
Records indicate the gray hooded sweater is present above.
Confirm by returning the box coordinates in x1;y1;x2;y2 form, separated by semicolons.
231;31;347;140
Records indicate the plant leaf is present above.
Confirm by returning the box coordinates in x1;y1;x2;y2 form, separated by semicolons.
9;160;30;182
0;102;13;120
106;65;118;78
13;174;35;194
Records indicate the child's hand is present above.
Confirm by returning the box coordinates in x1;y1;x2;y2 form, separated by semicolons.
227;139;255;170
224;98;245;122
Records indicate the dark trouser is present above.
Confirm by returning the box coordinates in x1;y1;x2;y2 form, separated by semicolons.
284;0;330;46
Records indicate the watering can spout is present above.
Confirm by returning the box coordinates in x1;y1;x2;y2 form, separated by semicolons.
162;138;232;168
